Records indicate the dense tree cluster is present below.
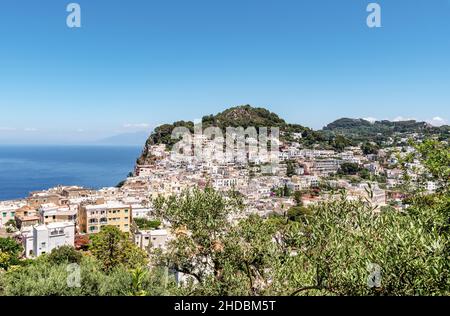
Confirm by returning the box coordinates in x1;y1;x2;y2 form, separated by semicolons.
134;218;161;230
324;118;449;142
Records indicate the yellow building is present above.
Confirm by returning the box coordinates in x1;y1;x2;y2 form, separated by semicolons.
78;202;131;234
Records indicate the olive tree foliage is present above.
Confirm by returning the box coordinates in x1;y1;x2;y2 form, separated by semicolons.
90;225;148;272
153;187;448;296
399;139;449;193
0;250;175;296
0;238;23;271
0;226;176;296
271;194;448;296
152;187;245;291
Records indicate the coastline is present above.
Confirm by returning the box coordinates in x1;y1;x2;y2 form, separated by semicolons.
0;145;141;201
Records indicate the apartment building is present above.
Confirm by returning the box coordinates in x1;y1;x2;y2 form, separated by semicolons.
347;183;386;206
61;187;94;199
39;203;77;225
78;202;132;234
15;205;40;229
212;177;238;190
0;201;25;227
310;159;343;176
27;192;61;208
22;222;75;258
131;205;152;219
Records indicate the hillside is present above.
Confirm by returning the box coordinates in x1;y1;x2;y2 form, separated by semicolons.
323;118;449;141
137;105;309;164
136;108;450;164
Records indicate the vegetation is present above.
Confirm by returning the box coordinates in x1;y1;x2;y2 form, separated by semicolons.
134;218;162;230
287;205;311;223
47;245;83;265
90;226;148;272
0;238;23;271
0;254;173;296
361;142;380;155
338;162;361;175
324;118;449;142
286;160;296;177
293;191;303;206
138;105;309;163
329;134;353;152
149;185;449;295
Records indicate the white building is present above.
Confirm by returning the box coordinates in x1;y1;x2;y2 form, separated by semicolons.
131;205;152;219
22;222;75;258
135;229;169;251
0;201;25;228
426;181;437;192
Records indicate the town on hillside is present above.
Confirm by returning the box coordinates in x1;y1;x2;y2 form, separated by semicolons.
0;106;448;285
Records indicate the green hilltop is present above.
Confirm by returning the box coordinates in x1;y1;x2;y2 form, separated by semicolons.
137;105;450;164
137;105;310;164
323;118;450;142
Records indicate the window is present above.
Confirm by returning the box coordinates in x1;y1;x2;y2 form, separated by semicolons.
2;212;7;218
124;210;129;213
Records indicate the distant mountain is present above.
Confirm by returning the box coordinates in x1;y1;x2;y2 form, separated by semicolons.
323;118;449;141
137;105;309;164
96;132;150;146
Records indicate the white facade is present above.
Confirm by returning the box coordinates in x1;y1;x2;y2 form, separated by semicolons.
131;205;152;219
426;181;437;192
22;222;75;258
135;229;169;251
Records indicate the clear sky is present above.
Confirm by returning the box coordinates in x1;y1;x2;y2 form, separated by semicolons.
0;0;449;144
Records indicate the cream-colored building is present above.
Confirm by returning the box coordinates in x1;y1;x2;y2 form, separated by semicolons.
78;202;131;234
39;203;77;225
134;229;169;251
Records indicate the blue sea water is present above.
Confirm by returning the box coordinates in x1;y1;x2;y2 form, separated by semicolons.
0;145;142;201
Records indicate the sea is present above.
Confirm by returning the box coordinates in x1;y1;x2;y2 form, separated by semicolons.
0;145;142;201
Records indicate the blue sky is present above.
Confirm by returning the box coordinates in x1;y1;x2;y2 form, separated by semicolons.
0;0;449;144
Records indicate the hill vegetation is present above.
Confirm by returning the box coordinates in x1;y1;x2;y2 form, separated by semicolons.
323;118;449;142
137;105;309;164
137;105;450;164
